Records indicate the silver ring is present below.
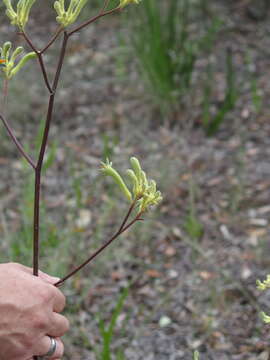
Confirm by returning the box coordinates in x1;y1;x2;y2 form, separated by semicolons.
37;336;57;359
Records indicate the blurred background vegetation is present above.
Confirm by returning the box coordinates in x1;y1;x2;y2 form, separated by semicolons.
1;0;270;359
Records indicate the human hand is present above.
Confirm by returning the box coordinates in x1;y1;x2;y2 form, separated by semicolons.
0;262;69;360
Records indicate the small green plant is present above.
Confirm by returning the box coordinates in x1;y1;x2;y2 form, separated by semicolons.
183;179;203;241
251;76;262;113
128;0;220;119
193;350;200;360
204;47;238;136
245;53;263;114
97;287;129;360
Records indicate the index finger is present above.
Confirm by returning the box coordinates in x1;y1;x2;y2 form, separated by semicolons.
48;284;66;313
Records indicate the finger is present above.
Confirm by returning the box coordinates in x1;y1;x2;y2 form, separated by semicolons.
48;313;70;337
47;284;66;312
13;263;60;284
34;337;64;358
38;270;60;285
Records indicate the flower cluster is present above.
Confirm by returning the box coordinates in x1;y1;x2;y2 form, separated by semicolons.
3;0;142;31
3;0;37;30
0;42;36;79
54;0;89;28
256;275;270;291
101;157;162;213
257;275;270;323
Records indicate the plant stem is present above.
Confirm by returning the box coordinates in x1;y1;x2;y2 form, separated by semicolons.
19;32;53;94
118;199;136;232
0;114;36;169
2;78;8;116
41;26;64;54
52;32;69;91
55;208;143;287
68;7;121;37
32;33;68;276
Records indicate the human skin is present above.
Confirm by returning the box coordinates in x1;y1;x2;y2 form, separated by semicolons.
0;262;69;360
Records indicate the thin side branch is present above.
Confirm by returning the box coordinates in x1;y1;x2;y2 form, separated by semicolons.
19;32;53;93
41;26;64;54
0;114;36;169
118;199;137;232
55;207;143;287
1;79;9;117
52;32;69;91
68;7;122;37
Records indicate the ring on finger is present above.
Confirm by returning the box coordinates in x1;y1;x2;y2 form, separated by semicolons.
37;336;57;359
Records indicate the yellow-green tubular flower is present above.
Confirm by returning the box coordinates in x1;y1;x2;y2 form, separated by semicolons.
3;0;37;30
119;0;141;8
101;159;132;202
256;275;270;291
128;157;162;211
130;157;142;179
101;157;162;213
126;169;140;196
54;0;89;27
260;311;270;324
0;42;36;79
128;157;149;197
137;179;162;213
1;41;12;59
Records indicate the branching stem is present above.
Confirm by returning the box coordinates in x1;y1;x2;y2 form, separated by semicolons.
41;26;64;54
2;7;130;360
19;32;53;94
55;206;143;287
68;7;121;37
32;31;68;276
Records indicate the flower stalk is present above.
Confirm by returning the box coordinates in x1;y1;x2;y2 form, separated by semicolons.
0;0;159;297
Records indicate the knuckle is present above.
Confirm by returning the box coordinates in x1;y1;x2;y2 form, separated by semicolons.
55;287;66;301
37;285;53;303
20;332;35;349
33;312;49;330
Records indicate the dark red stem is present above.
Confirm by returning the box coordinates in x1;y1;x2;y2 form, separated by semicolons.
68;7;121;37
41;26;64;54
32;32;68;276
55;208;143;287
19;32;53;94
0;114;36;169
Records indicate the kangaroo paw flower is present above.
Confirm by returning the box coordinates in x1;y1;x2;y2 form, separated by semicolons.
101;157;162;214
54;0;89;27
3;0;37;30
0;42;36;79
